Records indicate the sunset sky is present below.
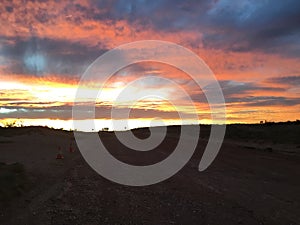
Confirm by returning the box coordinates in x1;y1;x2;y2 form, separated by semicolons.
1;0;300;130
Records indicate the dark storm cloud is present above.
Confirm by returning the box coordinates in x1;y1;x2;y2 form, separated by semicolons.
0;104;191;120
217;80;285;96
189;80;286;104
203;0;300;56
2;0;299;80
203;80;284;98
225;96;300;107
91;0;212;30
219;81;300;106
90;0;300;57
190;0;300;56
0;36;106;76
242;96;300;107
266;76;300;86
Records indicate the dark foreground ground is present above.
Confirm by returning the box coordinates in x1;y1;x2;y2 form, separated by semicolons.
0;124;299;225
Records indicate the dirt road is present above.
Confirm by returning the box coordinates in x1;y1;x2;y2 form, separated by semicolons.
0;126;299;224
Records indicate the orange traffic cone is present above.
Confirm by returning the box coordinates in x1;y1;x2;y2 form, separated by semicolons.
56;147;64;159
69;142;75;153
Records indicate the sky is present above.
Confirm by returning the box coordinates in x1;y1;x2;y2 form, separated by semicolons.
0;0;300;130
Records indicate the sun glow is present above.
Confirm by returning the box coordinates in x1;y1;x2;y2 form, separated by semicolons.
0;74;206;131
